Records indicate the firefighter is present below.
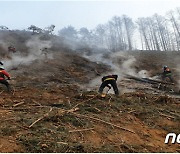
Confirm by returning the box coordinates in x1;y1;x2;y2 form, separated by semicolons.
0;66;11;92
162;66;173;83
99;74;119;95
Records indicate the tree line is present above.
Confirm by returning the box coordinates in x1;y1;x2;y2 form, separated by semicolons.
1;7;180;51
58;8;180;51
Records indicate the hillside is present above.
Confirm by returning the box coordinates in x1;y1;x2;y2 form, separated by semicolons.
0;31;179;152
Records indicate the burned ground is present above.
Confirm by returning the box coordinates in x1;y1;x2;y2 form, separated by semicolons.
0;32;179;152
0;90;179;152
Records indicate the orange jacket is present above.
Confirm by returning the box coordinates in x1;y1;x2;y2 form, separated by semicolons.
0;70;10;80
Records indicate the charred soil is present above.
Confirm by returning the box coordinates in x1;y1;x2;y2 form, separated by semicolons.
0;48;180;152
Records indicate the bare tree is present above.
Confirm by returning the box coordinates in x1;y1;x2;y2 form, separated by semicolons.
147;17;160;50
137;18;151;50
111;16;126;50
122;15;135;50
153;14;167;51
167;11;180;50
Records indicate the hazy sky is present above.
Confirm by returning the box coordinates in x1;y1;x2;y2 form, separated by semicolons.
1;0;180;33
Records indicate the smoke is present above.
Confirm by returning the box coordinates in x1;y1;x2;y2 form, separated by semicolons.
26;36;52;56
137;70;149;78
0;37;12;56
4;53;35;70
112;52;137;76
108;51;149;78
57;34;150;82
84;50;150;90
3;36;53;70
0;40;8;50
87;76;102;90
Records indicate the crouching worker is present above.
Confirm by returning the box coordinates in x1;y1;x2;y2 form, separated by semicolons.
0;66;11;92
99;75;119;96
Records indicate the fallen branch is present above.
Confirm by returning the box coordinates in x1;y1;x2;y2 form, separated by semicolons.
0;107;29;111
158;111;175;119
13;101;25;107
128;110;136;114
66;107;79;113
72;113;135;134
94;107;101;112
69;128;94;133
159;109;180;117
29;107;53;128
57;142;68;145
32;99;42;106
169;111;180;117
0;90;4;95
0;105;78;112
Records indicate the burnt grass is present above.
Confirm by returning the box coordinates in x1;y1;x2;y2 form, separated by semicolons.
0;90;179;153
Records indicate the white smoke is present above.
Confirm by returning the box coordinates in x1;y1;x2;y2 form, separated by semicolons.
3;36;53;70
87;76;102;90
26;36;52;56
84;51;150;90
4;53;35;70
110;51;150;78
0;40;8;50
118;55;136;76
137;70;149;78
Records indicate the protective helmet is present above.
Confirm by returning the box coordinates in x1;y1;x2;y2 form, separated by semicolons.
163;65;168;69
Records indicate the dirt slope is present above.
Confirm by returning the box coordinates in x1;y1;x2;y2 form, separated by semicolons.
0;51;179;152
0;33;179;153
